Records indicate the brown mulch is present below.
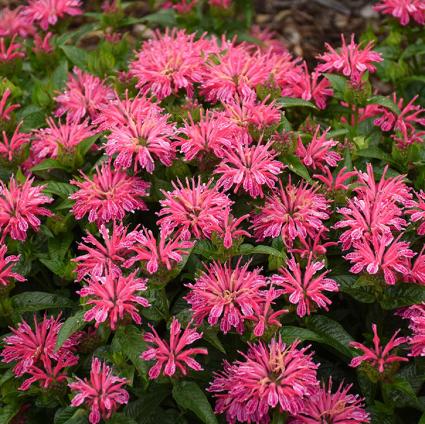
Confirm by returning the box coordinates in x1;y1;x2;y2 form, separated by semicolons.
254;0;380;62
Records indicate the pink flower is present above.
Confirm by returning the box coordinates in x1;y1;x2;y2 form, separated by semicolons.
290;379;370;424
250;25;288;55
313;166;356;191
317;35;383;86
209;338;319;421
157;177;232;239
0;36;25;61
281;62;333;110
289;228;337;259
272;254;338;317
163;0;197;13
214;134;284;198
344;233;414;285
0;88;19;121
19;353;78;391
399;304;425;356
205;208;250;249
22;0;83;31
200;45;271;103
176;110;236;161
374;0;425;25
185;260;266;334
0;243;25;287
70;162;150;224
142;317;208;379
373;93;425;147
251;179;330;246
55;67;114;121
69;357;129;424
124;227;193;274
0;122;31;162
350;323;408;373
0;7;34;37
79;271;149;330
209;0;232;8
73;223;138;281
0;176;53;242
129;29;205;99
1;314;80;376
406;190;425;235
296;126;341;171
32;31;54;54
244;287;288;337
334;164;410;250
410;248;425;284
32;118;95;161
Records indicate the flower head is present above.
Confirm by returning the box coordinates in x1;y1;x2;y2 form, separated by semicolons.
313;166;356;191
0;7;34;37
317;35;383;86
32;118;95;161
55;68;114;122
1;314;80;376
0;122;31;162
209;338;319;422
200;44;271;103
399;304;425;357
407;190;425;235
185;259;267;334
22;0;83;31
0;89;20;121
344;234;414;285
214;134;284;198
374;0;425;25
373;93;425;148
296;126;341;171
32;31;54;54
157;177;232;239
272;254;338;317
73;223;138;281
79;271;149;330
0;36;25;61
130;29;206;100
290;379;370;424
124;227;193;274
350;324;408;373
0;243;25;287
70;162;150;224
0;176;53;242
69;357;129;424
142;317;208;379
251;179;330;247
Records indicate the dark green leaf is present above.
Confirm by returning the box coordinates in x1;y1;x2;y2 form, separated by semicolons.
124;384;169;420
44;181;77;199
279;97;317;109
380;284;425;310
11;292;74;313
54;407;88;424
31;158;70;173
55;310;86;350
60;46;89;70
367;95;401;115
172;381;218;424
283;153;312;182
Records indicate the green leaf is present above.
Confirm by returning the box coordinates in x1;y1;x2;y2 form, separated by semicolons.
367;95;401;115
31;158;70;173
283;153;312;182
108;414;137;424
380;284;425;310
239;244;286;259
113;325;149;378
356;146;394;164
142;288;169;321
0;404;20;424
124;384;169;420
54;407;88;424
203;328;226;354
279;97;317;109
76;133;102;158
60;46;89;70
55;310;86;350
43;181;77;199
11;292;74;313
420;411;425;424
334;274;376;303
172;381;218;424
324;73;349;95
51;61;69;91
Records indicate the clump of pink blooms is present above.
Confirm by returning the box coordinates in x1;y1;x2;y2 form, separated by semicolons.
69;357;129;424
0;123;31;162
185;259;267;334
0;36;25;62
0;89;20;121
399;304;425;356
210;338;319;422
0;177;53;242
0;243;25;287
374;0;425;26
350;323;408;373
142;317;208;379
70;161;150;224
289;379;370;423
